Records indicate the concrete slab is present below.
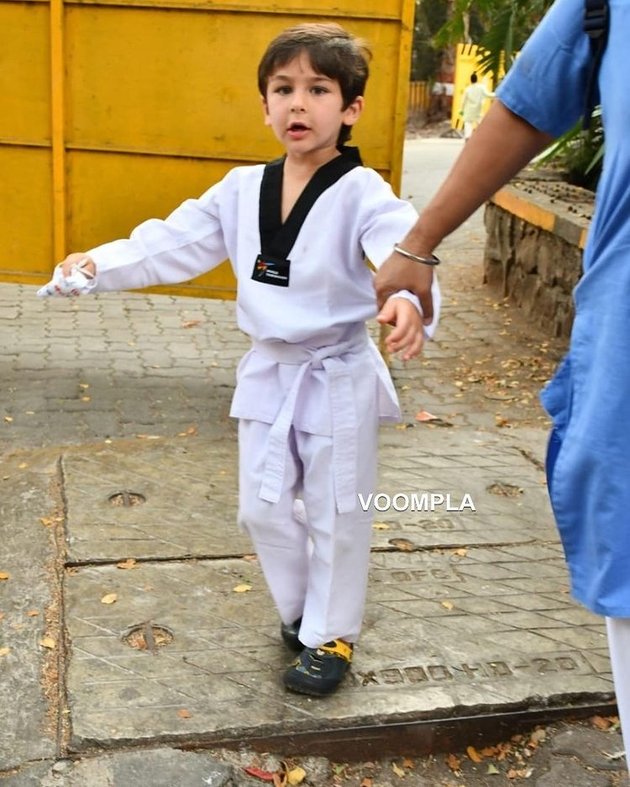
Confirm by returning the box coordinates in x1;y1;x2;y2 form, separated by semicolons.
64;549;611;751
62;439;247;563
63;427;553;568
0;451;60;769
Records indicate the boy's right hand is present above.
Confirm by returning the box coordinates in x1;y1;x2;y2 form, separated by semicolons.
37;253;97;298
61;253;96;279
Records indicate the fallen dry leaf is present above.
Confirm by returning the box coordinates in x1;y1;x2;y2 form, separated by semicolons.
391;761;406;778
18;463;28;469
116;559;138;570
39;637;56;649
415;410;438;422
528;728;547;747
360;779;373;787
467;745;483;763
487;763;500;775
446;753;462;773
177;708;191;719
591;715;612;730
233;584;252;593
243;765;276;782
178;425;198;437
441;600;455;611
4;416;13;423
389;538;415;552
181;319;203;329
26;610;39;617
372;522;390;530
0;572;9;581
286;766;306;785
0;647;10;657
100;593;118;605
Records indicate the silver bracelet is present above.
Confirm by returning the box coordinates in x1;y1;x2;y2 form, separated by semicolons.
393;243;441;266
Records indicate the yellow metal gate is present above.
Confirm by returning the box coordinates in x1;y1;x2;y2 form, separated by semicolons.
1;0;414;298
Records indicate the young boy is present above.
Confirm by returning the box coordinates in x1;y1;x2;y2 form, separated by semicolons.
42;23;440;696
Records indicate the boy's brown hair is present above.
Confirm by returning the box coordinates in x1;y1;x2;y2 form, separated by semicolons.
257;22;371;145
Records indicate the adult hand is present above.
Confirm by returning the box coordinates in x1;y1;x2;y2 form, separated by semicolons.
374;253;434;324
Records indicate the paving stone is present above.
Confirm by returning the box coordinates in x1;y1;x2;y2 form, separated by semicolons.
551;727;627;770
534;758;611;787
0;751;233;786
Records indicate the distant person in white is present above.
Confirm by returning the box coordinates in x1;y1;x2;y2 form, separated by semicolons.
460;73;494;140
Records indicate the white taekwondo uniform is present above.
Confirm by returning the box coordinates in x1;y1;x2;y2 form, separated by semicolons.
88;153;440;648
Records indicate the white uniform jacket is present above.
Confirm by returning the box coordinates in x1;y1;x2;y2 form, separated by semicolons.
89;162;440;511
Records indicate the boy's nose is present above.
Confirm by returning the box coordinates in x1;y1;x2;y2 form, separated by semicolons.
290;92;307;112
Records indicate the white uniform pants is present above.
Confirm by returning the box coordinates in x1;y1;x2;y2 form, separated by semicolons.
238;410;378;649
606;617;630;770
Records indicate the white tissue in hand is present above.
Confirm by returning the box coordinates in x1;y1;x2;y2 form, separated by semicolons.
37;264;96;297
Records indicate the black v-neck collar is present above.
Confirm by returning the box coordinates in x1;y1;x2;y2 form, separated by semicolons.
259;147;362;260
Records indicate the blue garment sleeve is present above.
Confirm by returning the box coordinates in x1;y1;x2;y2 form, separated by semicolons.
496;0;592;137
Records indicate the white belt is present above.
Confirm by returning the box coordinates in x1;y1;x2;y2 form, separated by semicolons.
253;330;369;514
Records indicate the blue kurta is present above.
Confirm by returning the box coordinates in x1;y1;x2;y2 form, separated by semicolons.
498;0;630;616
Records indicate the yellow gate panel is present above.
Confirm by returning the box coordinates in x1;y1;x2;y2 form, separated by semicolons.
0;3;51;144
83;0;407;18
67;151;238;298
65;9;405;171
0;0;415;297
1;148;54;281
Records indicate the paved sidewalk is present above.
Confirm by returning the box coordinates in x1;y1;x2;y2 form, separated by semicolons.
0;139;626;786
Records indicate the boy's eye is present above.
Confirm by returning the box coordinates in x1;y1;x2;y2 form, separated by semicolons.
274;85;292;95
311;86;329;95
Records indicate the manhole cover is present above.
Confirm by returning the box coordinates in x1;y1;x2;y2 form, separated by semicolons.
108;491;146;507
487;481;523;497
122;623;174;653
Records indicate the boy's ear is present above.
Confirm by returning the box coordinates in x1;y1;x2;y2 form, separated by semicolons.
342;95;364;127
261;94;272;126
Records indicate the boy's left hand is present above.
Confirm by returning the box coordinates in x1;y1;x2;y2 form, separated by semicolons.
377;296;424;361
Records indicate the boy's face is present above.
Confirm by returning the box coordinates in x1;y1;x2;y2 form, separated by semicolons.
262;53;363;162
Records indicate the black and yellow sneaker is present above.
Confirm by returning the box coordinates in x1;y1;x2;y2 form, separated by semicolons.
280;617;303;652
283;639;353;696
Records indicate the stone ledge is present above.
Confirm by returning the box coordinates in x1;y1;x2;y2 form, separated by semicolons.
484;180;594;339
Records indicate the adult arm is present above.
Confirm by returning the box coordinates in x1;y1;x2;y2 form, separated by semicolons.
374;101;554;315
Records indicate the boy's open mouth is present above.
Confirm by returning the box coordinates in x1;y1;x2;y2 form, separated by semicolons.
288;122;309;132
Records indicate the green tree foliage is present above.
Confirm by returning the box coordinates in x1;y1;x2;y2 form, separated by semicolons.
433;0;551;75
430;0;603;190
411;0;449;80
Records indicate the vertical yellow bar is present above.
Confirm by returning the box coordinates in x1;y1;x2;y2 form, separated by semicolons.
50;0;66;262
389;0;415;194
